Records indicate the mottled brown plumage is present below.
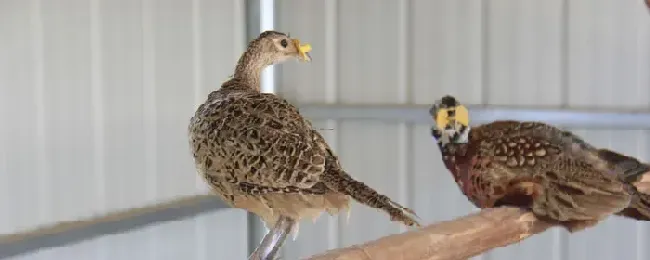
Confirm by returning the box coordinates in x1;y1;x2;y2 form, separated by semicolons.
429;95;650;232
189;31;420;237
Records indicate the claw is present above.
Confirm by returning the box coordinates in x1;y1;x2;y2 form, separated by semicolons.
403;207;421;220
389;208;422;228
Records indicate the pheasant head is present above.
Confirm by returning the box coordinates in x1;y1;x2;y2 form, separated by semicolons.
429;95;476;201
429;95;470;147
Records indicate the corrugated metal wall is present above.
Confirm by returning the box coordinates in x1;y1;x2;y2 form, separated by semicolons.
0;0;248;258
275;0;650;259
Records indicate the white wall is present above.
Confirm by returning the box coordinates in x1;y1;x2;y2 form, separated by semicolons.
275;0;650;259
0;0;245;237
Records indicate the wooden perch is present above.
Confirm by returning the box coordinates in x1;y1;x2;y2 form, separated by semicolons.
304;207;556;260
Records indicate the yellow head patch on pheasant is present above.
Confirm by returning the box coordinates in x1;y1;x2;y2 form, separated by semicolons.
429;95;470;145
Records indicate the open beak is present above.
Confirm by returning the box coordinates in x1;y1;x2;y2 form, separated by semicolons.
292;39;312;62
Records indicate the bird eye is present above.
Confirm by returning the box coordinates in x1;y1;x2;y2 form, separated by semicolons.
280;39;288;48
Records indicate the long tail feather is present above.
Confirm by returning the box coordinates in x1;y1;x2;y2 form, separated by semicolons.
321;169;421;227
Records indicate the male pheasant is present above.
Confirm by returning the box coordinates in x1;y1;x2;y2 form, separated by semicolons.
429;95;650;232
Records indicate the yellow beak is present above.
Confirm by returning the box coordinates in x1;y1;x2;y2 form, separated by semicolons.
292;39;312;62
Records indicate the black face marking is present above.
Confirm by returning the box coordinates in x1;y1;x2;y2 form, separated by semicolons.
450;125;466;142
447;109;455;117
431;127;442;139
440;95;458;108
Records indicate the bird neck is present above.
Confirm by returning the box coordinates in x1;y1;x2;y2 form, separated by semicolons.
231;42;273;92
439;142;469;157
439;143;469;181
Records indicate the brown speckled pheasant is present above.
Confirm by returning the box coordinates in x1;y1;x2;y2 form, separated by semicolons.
429;95;650;232
189;31;420;239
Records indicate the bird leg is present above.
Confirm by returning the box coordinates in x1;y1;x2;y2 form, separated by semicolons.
248;215;295;260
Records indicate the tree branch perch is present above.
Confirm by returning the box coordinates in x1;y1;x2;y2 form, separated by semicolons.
304;207;556;260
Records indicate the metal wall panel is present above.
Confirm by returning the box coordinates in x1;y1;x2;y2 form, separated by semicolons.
485;0;565;106
567;0;650;108
0;0;244;234
410;0;484;105
6;210;248;260
275;0;650;259
277;0;650;108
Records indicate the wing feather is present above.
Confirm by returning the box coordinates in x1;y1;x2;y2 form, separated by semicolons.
191;91;329;194
469;125;632;222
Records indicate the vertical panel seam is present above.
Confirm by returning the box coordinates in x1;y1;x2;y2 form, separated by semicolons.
636;1;644;110
141;0;158;201
89;0;106;213
480;0;490;105
325;1;338;104
233;0;246;58
30;0;50;223
191;0;203;109
191;0;204;193
560;0;570;107
397;0;410;104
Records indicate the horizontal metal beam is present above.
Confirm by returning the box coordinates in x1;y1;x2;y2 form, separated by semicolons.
0;195;227;259
298;104;650;129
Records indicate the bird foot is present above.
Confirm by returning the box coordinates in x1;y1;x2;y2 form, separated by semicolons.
389;207;422;228
388;200;422;223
